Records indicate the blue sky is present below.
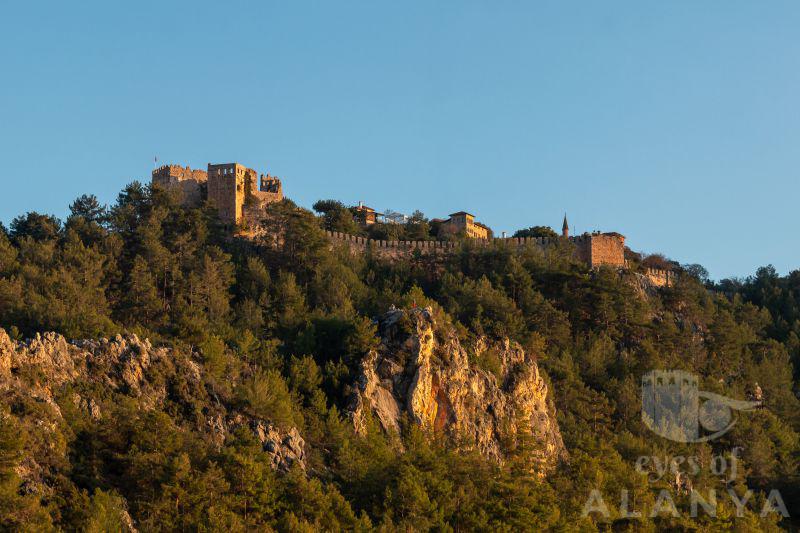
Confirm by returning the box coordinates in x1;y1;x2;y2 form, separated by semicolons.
1;1;798;280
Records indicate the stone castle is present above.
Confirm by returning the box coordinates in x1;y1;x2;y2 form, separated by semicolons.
152;162;671;286
152;162;282;224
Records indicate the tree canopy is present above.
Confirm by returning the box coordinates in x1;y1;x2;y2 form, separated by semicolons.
0;185;797;530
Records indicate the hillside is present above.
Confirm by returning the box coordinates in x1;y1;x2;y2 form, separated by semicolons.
0;185;798;530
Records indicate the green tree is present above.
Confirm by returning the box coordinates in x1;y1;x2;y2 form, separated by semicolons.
83;489;131;533
312;199;360;234
188;247;235;327
0;411;52;531
404;210;431;240
272;271;308;333
69;194;107;224
238;370;302;429
122;255;162;326
9;212;61;242
513;226;558;239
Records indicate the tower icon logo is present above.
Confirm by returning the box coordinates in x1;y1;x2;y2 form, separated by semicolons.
641;370;760;443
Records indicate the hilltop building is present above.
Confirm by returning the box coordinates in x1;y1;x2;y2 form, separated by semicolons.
152;162;283;224
380;210;409;224
441;211;491;239
353;202;376;225
352;206;493;239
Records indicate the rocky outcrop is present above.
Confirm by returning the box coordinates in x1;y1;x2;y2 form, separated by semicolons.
0;328;12;378
349;308;566;472
251;421;305;470
0;329;305;472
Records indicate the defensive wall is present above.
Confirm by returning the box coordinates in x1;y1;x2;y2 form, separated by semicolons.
153;162;283;224
324;230;554;254
150;164;671;287
324;230;673;287
152;164;208;206
642;267;674;287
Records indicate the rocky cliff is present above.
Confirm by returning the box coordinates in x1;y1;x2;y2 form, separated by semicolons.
0;329;305;479
349;308;566;471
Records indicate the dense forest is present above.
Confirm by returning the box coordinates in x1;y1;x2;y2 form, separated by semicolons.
0;183;798;531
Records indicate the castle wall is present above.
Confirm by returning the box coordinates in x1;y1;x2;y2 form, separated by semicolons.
151;165;208;207
572;235;592;264
644;268;673;287
152;161;283;225
324;231;553;258
323;230;668;284
254;174;283;204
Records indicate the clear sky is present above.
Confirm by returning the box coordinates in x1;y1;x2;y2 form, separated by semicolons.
1;1;798;280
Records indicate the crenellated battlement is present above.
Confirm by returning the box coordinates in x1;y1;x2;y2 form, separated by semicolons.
149;160;671;286
152;164;208;180
324;230;557;253
152;161;283;224
151;164;208;206
643;267;674;287
324;230;673;286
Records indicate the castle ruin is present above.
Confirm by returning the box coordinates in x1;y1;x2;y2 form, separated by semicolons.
152;162;283;224
151;162;670;286
151;165;208;207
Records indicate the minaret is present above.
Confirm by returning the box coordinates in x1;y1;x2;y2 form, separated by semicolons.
562;213;569;238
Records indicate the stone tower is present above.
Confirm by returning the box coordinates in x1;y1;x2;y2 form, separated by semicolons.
562;214;569;238
572;232;625;268
206;162;284;225
207;163;252;224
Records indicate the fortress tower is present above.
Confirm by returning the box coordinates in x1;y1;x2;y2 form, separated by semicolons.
572;232;626;268
153;161;283;225
207;163;252;224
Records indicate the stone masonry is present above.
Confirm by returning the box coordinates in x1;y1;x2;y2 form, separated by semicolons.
153;162;283;225
323;230;673;286
572;232;626;268
150;164;670;284
151;165;208;206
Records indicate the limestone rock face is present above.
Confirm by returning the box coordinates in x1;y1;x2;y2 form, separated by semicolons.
349;308;566;471
0;329;305;473
0;328;12;379
220;415;306;472
254;423;306;471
